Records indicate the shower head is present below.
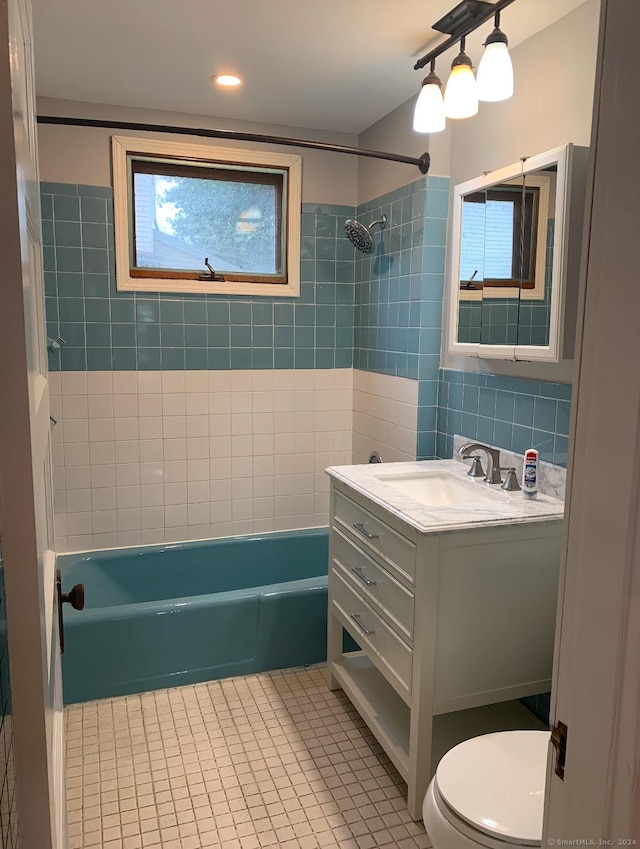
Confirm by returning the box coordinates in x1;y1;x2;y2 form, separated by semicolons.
344;214;387;254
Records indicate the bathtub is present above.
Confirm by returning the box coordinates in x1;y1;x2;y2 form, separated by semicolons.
58;528;330;704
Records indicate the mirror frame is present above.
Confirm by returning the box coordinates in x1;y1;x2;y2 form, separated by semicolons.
448;143;574;362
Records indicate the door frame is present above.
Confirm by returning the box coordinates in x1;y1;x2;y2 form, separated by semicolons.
544;0;640;838
0;0;66;846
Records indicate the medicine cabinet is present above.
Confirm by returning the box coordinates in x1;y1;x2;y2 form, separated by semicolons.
447;144;588;362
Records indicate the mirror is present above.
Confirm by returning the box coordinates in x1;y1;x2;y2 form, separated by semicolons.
449;144;586;362
517;164;557;347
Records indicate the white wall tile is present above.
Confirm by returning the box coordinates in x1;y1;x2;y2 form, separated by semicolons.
65;443;90;467
114;417;139;441
139;439;163;462
139;394;163;417
162;371;186;393
92;510;116;534
114;441;138;464
162;394;186;417
165;482;187;505
165;505;187;527
187;503;209;526
89;418;115;442
141;506;164;529
185;371;208;393
113;394;138;417
351;369;418;465
116;486;141;509
140;461;163;485
87;372;112;395
186;393;208;415
164;460;187;483
137;372;161;393
53;369;356;551
117;530;141;546
49;373;61;396
92;488;116;511
116;508;141;532
91;464;115;488
139;417;163;440
61;373;87;395
88;394;114;418
63;395;88;419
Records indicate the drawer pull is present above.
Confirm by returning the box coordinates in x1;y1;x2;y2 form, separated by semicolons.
353;521;379;541
350;612;375;636
351;566;376;587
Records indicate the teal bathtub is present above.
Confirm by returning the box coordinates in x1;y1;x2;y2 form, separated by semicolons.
58;528;329;704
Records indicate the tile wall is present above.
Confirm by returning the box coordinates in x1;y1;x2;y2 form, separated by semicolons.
353;176;449;383
51;370;352;552
42;184;356;373
350;176;449;463
0;539;19;849
351;371;418;465
436;369;572;467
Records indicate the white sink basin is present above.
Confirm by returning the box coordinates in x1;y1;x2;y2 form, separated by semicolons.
374;471;504;507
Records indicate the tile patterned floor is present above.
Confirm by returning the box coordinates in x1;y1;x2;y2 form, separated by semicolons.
65;666;428;849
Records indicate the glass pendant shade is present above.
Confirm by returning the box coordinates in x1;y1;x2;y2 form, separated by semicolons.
444;59;478;119
413;69;446;134
477;40;513;101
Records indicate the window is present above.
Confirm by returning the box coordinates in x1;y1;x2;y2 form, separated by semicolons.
112;136;301;297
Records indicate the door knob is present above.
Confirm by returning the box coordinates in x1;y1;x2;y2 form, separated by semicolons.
61;582;84;611
56;569;85;654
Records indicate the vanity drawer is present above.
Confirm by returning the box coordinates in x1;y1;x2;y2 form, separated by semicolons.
332;527;415;641
331;567;413;696
334;490;416;584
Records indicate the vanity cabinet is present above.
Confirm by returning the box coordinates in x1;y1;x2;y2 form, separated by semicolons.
327;479;562;819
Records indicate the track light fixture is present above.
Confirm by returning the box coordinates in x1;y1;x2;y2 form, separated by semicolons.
444;37;479;119
412;0;516;133
413;61;446;134
477;12;514;101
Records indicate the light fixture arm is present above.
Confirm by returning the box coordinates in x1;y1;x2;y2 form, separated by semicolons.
485;12;509;46
414;0;517;71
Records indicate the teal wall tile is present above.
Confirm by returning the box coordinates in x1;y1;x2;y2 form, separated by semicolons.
43;183;358;372
354;176;449;388
436;369;573;468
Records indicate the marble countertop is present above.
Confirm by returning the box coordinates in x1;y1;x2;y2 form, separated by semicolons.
326;459;564;535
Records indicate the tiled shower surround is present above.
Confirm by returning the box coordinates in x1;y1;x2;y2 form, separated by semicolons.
43;179;573;552
353;177;449;462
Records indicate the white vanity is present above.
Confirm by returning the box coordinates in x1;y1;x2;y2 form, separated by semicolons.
326;460;564;819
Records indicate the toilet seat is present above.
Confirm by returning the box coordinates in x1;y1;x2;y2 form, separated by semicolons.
423;731;550;849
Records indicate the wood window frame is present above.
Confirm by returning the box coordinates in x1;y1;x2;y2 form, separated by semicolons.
112;136;302;297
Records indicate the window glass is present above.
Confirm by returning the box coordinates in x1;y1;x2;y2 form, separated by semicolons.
131;161;283;277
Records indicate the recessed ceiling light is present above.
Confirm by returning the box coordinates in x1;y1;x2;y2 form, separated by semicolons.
213;74;242;88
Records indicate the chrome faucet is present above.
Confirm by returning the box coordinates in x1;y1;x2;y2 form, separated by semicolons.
458;442;503;485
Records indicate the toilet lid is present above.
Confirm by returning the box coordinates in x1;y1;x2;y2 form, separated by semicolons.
435;731;549;846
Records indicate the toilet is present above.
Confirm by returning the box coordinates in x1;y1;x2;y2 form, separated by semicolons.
422;731;550;849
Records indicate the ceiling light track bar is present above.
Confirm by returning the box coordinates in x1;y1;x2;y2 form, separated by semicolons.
414;0;517;71
36;115;431;174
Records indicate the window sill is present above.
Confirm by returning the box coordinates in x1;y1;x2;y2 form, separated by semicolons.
116;273;300;298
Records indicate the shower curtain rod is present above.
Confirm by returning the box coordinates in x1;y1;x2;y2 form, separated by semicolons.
36;115;431;174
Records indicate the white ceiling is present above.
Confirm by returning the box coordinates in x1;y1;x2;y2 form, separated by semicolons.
31;0;587;135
